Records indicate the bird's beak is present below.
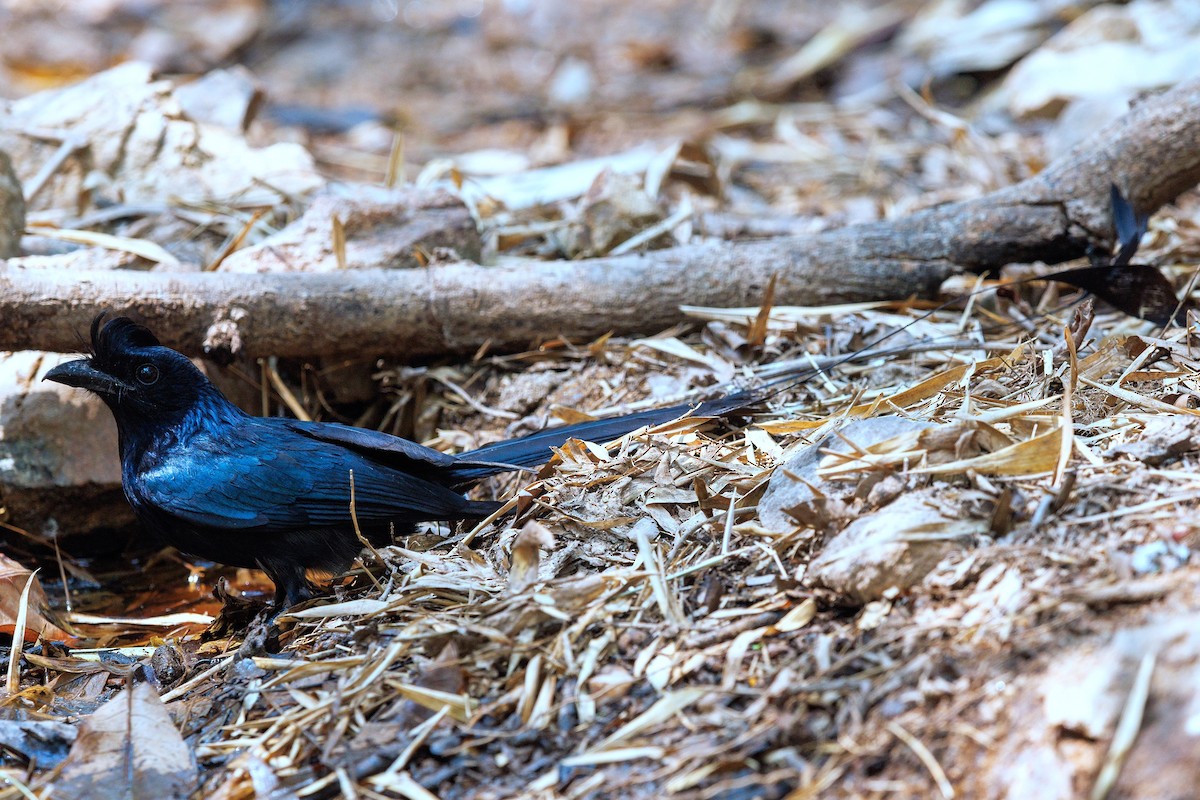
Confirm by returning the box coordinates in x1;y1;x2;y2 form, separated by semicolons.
43;359;128;396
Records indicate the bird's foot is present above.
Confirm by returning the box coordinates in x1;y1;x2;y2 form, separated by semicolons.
203;577;269;641
233;606;283;658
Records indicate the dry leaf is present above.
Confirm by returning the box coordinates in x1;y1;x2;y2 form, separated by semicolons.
917;425;1063;477
509;521;556;593
0;554;75;643
25;225;181;268
762;346;1027;433
53;680;198;800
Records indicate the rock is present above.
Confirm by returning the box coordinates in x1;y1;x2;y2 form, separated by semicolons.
217;186;481;272
1128;539;1190;574
173;65;262;132
0;720;77;769
1043;93;1138;160
0;62;322;214
807;487;988;604
0;1;264;78
1000;0;1200;119
0;352;130;537
558;170;664;258
1106;413;1200;465
461;144;662;212
758;416;937;533
548;57;594;107
986;612;1200;799
900;0;1056;78
0;149;24;258
496;370;571;415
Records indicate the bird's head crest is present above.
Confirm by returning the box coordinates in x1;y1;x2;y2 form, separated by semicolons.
89;314;162;370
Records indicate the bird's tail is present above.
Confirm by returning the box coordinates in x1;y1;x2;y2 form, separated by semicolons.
447;388;760;482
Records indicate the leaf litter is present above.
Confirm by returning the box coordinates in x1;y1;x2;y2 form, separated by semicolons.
15;279;1200;797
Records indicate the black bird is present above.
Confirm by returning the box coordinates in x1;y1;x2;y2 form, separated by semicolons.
44;316;757;608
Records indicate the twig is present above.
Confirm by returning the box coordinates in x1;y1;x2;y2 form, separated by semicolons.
430;375;519;420
21;131;86;203
1090;651;1156;800
266;356;312;421
160;655;236;702
887;720;954;799
348;470;385;594
5;571;38;694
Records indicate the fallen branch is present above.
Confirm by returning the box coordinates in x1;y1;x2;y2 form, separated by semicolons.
2;77;1199;361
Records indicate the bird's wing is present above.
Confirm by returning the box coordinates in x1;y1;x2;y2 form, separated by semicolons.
281;419;520;484
133;427;492;533
281;420;461;471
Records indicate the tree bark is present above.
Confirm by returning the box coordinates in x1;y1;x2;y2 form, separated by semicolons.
2;77;1199;361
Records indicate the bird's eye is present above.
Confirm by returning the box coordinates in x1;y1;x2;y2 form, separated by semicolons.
135;364;160;386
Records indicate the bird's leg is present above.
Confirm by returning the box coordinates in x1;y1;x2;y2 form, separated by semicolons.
226;561;313;657
258;559;316;611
